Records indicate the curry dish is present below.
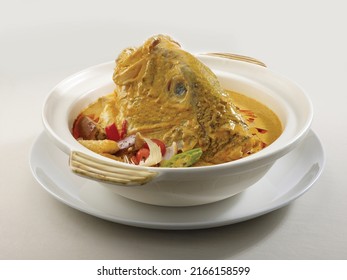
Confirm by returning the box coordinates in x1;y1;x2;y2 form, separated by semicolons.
72;35;282;167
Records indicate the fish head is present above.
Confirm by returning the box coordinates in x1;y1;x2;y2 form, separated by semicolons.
113;35;205;150
114;35;197;111
113;35;261;163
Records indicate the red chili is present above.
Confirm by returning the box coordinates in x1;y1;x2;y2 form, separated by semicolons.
120;120;128;139
143;139;166;156
105;123;120;141
256;128;268;134
247;117;255;123
239;109;256;117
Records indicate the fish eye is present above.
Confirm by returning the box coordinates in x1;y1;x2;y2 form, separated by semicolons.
174;82;187;96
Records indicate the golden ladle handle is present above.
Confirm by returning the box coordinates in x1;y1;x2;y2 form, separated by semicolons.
205;52;267;68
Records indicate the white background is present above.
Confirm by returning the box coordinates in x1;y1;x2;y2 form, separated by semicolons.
1;0;346;259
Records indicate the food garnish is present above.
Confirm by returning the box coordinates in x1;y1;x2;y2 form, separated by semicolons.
160;148;203;167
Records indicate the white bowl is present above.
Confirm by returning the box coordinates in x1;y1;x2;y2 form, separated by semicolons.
42;55;313;206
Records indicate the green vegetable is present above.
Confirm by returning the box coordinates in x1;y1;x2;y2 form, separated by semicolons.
160;148;203;167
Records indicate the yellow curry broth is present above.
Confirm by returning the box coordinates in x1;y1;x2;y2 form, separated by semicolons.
76;90;282;166
228;91;282;147
81;94;115;119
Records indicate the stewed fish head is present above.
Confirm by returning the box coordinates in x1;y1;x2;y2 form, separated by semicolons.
112;35;262;164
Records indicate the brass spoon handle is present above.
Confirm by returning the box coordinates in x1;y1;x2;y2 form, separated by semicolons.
205;52;267;67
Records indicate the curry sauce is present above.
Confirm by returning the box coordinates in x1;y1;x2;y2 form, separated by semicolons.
74;90;282;166
228;91;282;147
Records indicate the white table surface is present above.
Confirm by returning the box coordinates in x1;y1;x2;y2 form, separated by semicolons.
1;0;346;260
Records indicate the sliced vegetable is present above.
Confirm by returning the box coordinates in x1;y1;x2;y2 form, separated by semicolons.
117;134;136;150
139;138;163;166
134;132;146;150
120;120;128;139
136;148;150;163
73;115;105;140
78;139;119;154
143;139;166;156
160;148;203;167
72;114;84;139
162;142;178;160
105;123;120;141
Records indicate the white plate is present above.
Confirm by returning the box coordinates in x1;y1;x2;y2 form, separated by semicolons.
30;130;324;230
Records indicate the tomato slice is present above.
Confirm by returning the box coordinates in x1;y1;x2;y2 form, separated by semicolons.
136;148;150;164
143;139;166;156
